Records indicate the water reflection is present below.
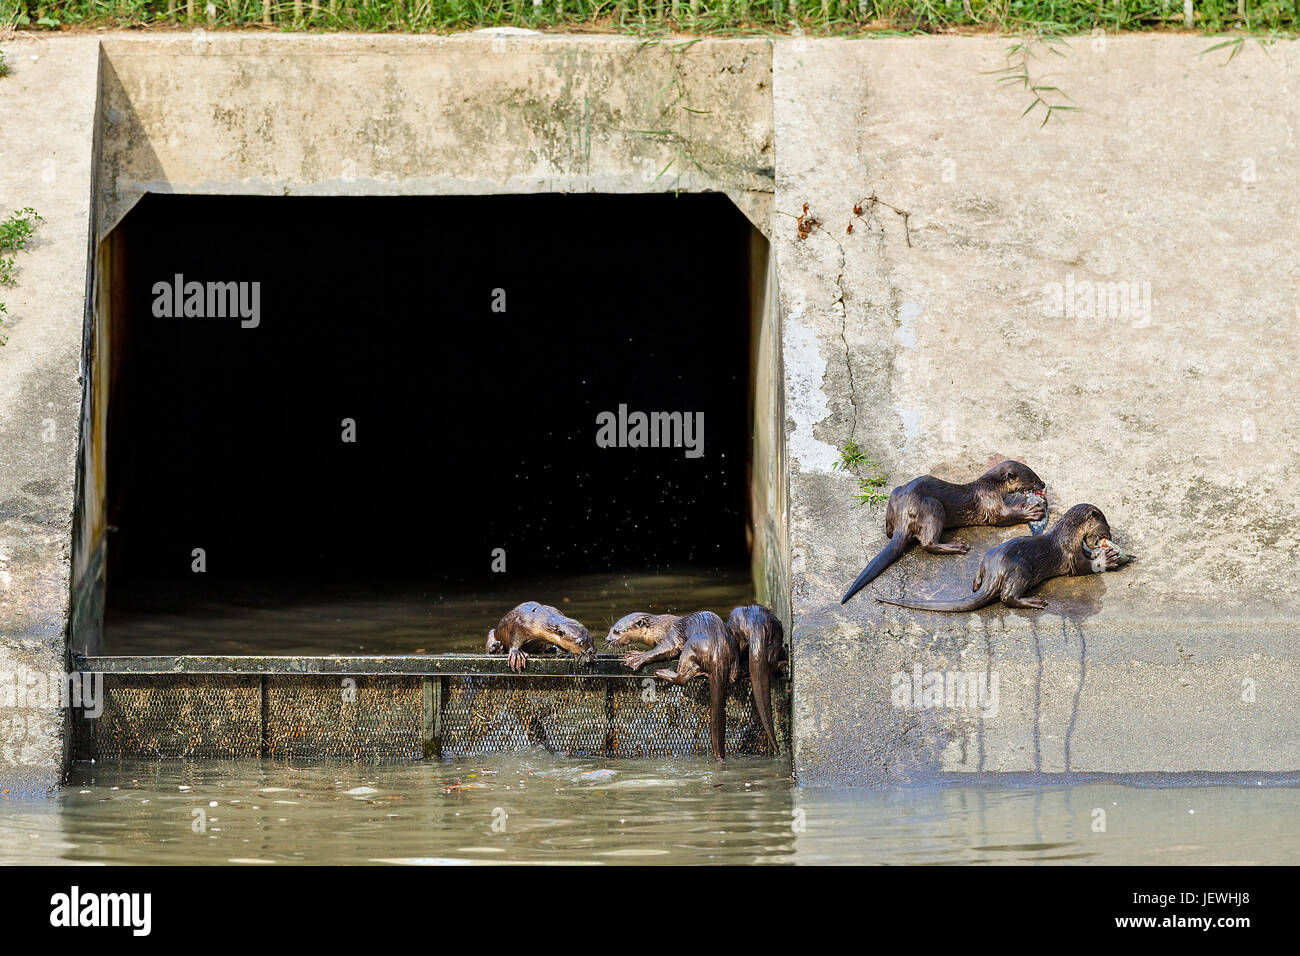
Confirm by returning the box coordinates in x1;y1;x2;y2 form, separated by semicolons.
2;758;1297;865
105;569;755;656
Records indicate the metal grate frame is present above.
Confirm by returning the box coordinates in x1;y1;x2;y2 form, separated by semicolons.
73;655;791;762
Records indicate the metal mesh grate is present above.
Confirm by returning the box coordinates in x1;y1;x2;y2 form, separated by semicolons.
440;675;788;758
74;666;790;762
264;676;424;762
74;675;262;760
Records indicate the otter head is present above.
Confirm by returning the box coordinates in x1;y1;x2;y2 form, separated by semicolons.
606;612;661;647
536;607;597;661
983;460;1046;495
1057;503;1113;554
485;628;507;655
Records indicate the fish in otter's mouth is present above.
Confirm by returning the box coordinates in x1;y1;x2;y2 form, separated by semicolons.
1081;535;1135;566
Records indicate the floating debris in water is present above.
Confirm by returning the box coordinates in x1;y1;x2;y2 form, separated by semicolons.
345;786;379;796
579;769;617;781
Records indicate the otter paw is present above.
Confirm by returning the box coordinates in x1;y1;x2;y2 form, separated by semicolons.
652;668;679;682
1089;547;1121;573
953;541;971;554
1023;598;1049;609
624;653;646;671
507;649;528;672
1023;503;1046;521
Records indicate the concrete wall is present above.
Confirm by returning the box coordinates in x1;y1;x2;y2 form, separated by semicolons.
776;35;1300;783
749;231;791;631
0;37;102;793
2;30;1298;788
96;32;774;238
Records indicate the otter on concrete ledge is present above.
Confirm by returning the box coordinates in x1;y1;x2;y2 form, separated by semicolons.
841;460;1047;605
486;602;596;672
875;503;1128;613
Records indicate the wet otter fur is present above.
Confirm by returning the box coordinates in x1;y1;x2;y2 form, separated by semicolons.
486;602;596;672
842;460;1047;605
611;606;786;754
605;612;685;672
876;504;1124;613
727;605;785;753
649;611;741;760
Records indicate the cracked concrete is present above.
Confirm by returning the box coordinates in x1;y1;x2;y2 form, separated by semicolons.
775;35;1300;784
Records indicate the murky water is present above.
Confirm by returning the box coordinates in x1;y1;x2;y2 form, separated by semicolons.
4;757;1298;864
75;567;1300;864
105;569;755;656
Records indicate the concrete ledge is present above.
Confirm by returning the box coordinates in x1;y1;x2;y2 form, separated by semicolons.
77;652;784;678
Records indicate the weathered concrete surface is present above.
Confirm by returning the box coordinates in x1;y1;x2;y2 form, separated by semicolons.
0;36;102;793
776;36;1300;783
97;32;774;238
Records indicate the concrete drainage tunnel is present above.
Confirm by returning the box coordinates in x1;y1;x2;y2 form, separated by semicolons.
73;192;790;762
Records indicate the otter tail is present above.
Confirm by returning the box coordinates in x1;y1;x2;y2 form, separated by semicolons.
875;580;998;613
842;529;912;604
749;652;776;754
709;672;729;761
748;616;784;754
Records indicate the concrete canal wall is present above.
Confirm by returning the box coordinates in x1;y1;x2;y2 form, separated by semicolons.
0;30;1297;788
0;37;102;794
777;36;1300;784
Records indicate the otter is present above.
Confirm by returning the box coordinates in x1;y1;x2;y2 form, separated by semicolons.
486;602;596;672
875;503;1126;613
648;611;741;760
606;612;686;671
841;459;1047;605
726;605;785;753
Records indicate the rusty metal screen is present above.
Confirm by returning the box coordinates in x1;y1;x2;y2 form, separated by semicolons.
73;656;790;763
73;675;263;761
439;674;788;758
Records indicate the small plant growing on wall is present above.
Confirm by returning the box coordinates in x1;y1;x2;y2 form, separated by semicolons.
833;439;890;507
988;31;1078;127
0;207;42;346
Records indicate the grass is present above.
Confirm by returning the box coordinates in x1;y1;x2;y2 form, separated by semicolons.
0;207;42;347
833;439;890;507
988;30;1078;126
1;0;1297;35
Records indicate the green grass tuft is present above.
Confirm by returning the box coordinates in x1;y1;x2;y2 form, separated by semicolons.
0;207;42;347
3;1;1297;36
833;439;890;507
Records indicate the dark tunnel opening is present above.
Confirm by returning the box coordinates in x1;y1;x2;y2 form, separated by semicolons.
99;193;764;654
